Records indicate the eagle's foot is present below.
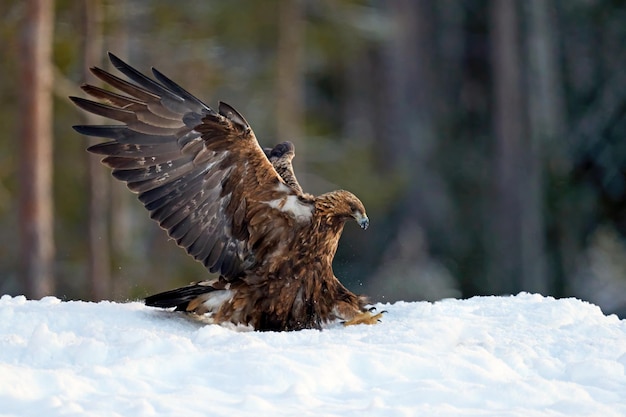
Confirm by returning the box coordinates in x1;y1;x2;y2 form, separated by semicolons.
342;310;384;326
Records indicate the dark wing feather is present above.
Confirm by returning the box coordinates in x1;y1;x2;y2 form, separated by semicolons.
72;53;307;279
107;52;200;115
150;67;210;111
144;281;217;310
265;141;303;194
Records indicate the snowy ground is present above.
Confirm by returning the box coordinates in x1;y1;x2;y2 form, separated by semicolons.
0;293;625;417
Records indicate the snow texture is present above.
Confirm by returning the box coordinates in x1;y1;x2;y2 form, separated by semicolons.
1;293;625;416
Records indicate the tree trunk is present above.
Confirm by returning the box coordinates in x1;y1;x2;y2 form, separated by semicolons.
276;0;304;180
489;0;524;294
524;0;563;293
18;0;55;298
490;0;548;294
81;0;111;301
384;0;452;252
107;0;134;300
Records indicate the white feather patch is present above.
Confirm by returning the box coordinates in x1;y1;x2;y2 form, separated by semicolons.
267;195;313;221
202;290;233;312
276;182;291;193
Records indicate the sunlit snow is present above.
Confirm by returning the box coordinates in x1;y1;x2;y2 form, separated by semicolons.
1;293;625;416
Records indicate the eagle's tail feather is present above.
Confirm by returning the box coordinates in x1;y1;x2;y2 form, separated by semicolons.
144;282;216;311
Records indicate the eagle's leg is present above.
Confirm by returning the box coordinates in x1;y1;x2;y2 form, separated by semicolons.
342;310;384;326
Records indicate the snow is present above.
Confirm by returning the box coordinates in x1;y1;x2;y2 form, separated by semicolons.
1;293;625;417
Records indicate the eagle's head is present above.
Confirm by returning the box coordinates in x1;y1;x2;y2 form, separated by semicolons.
318;190;369;230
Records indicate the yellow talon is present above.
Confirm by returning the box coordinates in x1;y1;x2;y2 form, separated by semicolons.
342;310;384;326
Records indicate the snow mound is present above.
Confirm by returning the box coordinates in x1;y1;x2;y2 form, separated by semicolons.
1;293;625;416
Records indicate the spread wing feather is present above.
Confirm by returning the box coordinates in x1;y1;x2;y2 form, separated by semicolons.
264;141;304;194
108;53;202;115
72;52;307;279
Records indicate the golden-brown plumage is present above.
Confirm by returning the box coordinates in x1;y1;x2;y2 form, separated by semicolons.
71;53;379;331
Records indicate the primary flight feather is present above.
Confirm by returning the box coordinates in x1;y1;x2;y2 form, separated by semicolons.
71;53;381;331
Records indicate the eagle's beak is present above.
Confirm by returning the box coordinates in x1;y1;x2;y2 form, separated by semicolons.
355;211;369;230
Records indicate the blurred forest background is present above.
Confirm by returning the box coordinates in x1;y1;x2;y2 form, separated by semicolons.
2;0;626;317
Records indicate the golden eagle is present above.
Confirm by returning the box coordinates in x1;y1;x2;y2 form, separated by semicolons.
71;53;381;331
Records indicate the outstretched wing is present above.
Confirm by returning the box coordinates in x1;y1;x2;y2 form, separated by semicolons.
71;53;311;279
263;141;304;194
